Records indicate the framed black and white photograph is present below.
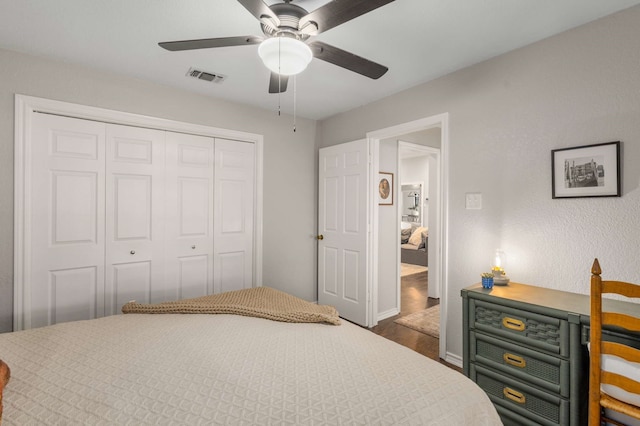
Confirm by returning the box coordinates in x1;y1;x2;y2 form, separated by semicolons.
551;141;621;198
378;172;394;205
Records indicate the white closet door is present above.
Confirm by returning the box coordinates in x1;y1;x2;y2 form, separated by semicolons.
165;132;215;300
105;124;166;314
213;138;255;293
30;113;106;328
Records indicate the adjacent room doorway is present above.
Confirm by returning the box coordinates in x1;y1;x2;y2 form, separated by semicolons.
398;141;440;299
368;114;449;361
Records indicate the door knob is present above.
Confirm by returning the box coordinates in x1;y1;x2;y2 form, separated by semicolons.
130;250;136;255
191;245;196;249
317;235;324;240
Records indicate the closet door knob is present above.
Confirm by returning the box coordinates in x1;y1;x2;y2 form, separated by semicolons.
317;235;324;240
191;245;196;249
130;250;136;255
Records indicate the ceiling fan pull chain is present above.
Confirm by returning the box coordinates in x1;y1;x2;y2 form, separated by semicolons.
293;74;297;132
278;37;282;116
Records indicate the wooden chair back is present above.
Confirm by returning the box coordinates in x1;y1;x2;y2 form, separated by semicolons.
0;359;9;423
589;258;640;426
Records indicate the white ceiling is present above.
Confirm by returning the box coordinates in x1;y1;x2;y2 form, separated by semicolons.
1;0;639;120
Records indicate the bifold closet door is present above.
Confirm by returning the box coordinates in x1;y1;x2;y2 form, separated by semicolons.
24;113;257;328
164;132;215;300
105;124;166;315
30;113;106;328
213;138;255;293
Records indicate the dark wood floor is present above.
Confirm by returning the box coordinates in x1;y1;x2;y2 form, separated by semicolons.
369;270;462;372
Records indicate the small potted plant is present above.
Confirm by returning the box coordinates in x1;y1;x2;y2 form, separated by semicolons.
481;272;494;289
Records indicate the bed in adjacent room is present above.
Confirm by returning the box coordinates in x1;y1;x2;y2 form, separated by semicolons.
0;288;500;425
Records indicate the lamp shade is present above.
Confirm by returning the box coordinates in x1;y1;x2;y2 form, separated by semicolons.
258;37;312;76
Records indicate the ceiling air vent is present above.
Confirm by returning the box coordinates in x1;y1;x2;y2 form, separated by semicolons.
186;67;225;83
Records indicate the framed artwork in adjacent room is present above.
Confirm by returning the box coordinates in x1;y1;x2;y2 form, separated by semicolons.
378;172;394;205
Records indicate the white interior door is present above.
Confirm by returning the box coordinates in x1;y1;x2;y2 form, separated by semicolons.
105;124;166;314
318;139;370;326
30;113;106;328
213;138;255;293
165;132;215;300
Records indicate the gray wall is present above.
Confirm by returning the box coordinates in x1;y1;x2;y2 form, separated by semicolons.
0;48;318;332
398;129;441;149
318;6;640;358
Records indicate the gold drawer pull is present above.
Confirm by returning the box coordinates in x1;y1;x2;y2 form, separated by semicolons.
502;316;525;331
503;353;527;368
503;387;526;405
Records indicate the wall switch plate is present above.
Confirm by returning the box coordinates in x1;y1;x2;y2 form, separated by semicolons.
466;193;482;210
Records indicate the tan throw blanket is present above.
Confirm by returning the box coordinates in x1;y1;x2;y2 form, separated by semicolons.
122;287;341;325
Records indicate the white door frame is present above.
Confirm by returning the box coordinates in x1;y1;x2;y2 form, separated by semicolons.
14;94;264;331
367;113;449;360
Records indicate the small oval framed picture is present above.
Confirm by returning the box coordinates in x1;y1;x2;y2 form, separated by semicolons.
551;141;621;198
378;172;394;205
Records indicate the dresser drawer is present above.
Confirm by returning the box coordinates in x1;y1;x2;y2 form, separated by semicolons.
471;364;569;426
470;298;569;357
495;404;552;426
471;331;570;397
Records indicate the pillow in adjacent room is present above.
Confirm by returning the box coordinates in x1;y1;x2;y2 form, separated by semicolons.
419;228;428;249
408;226;426;246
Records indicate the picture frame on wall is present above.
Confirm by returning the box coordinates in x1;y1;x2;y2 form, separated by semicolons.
378;172;394;205
551;141;621;199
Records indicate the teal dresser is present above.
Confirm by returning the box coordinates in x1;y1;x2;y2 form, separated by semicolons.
462;282;640;426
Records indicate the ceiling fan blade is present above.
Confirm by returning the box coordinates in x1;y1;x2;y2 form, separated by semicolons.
159;36;262;51
268;73;289;93
237;0;280;28
299;0;395;35
309;41;388;79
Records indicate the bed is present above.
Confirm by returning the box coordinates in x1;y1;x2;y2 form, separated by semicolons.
0;288;500;425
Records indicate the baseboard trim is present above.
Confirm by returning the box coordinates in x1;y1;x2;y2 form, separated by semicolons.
444;351;463;368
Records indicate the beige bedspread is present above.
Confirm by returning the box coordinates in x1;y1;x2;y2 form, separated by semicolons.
122;286;341;325
0;313;501;425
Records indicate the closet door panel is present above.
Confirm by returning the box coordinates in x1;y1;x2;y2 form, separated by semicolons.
112;261;152;308
214;139;254;293
50;266;98;325
178;177;209;236
52;171;98;244
177;255;209;300
113;174;152;240
218;252;246;293
30;113;106;328
165;132;214;301
105;124;165;314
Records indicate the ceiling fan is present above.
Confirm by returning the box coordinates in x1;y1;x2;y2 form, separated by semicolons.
159;0;395;94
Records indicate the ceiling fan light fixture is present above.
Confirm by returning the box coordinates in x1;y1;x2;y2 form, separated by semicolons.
258;37;312;76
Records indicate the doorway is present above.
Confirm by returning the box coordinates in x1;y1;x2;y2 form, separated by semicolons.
368;113;449;360
398;142;440;298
